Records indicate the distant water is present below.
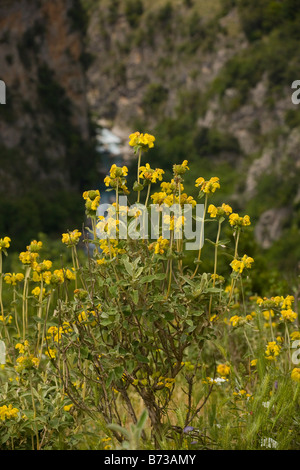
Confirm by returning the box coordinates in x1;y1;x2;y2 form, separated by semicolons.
85;127;123;251
95;127;124;204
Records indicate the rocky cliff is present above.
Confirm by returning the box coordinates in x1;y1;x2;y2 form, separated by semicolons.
84;0;300;274
0;0;98;246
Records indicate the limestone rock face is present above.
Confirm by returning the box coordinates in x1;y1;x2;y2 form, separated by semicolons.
0;0;90;192
254;207;291;249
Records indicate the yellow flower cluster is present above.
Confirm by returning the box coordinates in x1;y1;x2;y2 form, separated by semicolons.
0;236;11;252
290;331;300;340
99;239;125;257
291;368;300;382
257;294;294;309
0;314;12;324
129;131;155;150
139;163;164;184
161;179;184;195
173;160;189;176
47;323;72;343
62;229;81;247
229;313;253;327
19;251;39;266
104;164;129;194
15;354;39;373
195;176;220;194
230;254;254;273
27;240;43;252
208;203;232;218
0;404;19;421
256;295;297;323
216;364;230;376
156;377;175;389
45;348;57;359
4;272;24;285
15;341;29;355
280;309;297;322
148;236;169;255
151;190;196;208
265;341;281;361
82;189;101;216
31;286;46;299
233;390;252;399
78;309;97;326
229;213;251;228
53;268;76;284
32;259;52;273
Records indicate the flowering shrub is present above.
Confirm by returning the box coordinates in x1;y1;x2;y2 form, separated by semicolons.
0;132;299;450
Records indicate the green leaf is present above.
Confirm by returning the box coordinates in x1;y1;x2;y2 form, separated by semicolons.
101;318;113;326
131;290;139;305
140;273;166;284
137;409;148;430
164;311;175;321
108;423;130;440
136;354;149;364
123;257;134;277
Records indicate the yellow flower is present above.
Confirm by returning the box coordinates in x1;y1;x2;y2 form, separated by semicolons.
129;131;155;150
263;309;274;321
104;165;129;193
139;163;164;183
83;190;101;217
291;368;300;383
161;179;184;195
0;404;19;421
15;354;39;372
19;251;39;266
173;160;189;176
148;236;169;255
265;341;281;361
217;364;230;376
32;259;52;273
4;272;24;285
280;309;297;322
45;348;57;359
230;255;254;273
233;390;252;399
250;359;258;367
282;295;294;309
0;314;12;324
151;191;167;205
27;240;43;252
62;229;81;247
98;238;125;257
63;404;74;412
229;315;242;327
195;176;220;194
290;331;300;340
229;213;251;228
0;236;11;252
15;341;29;355
31;286;46;298
208;203;232;218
